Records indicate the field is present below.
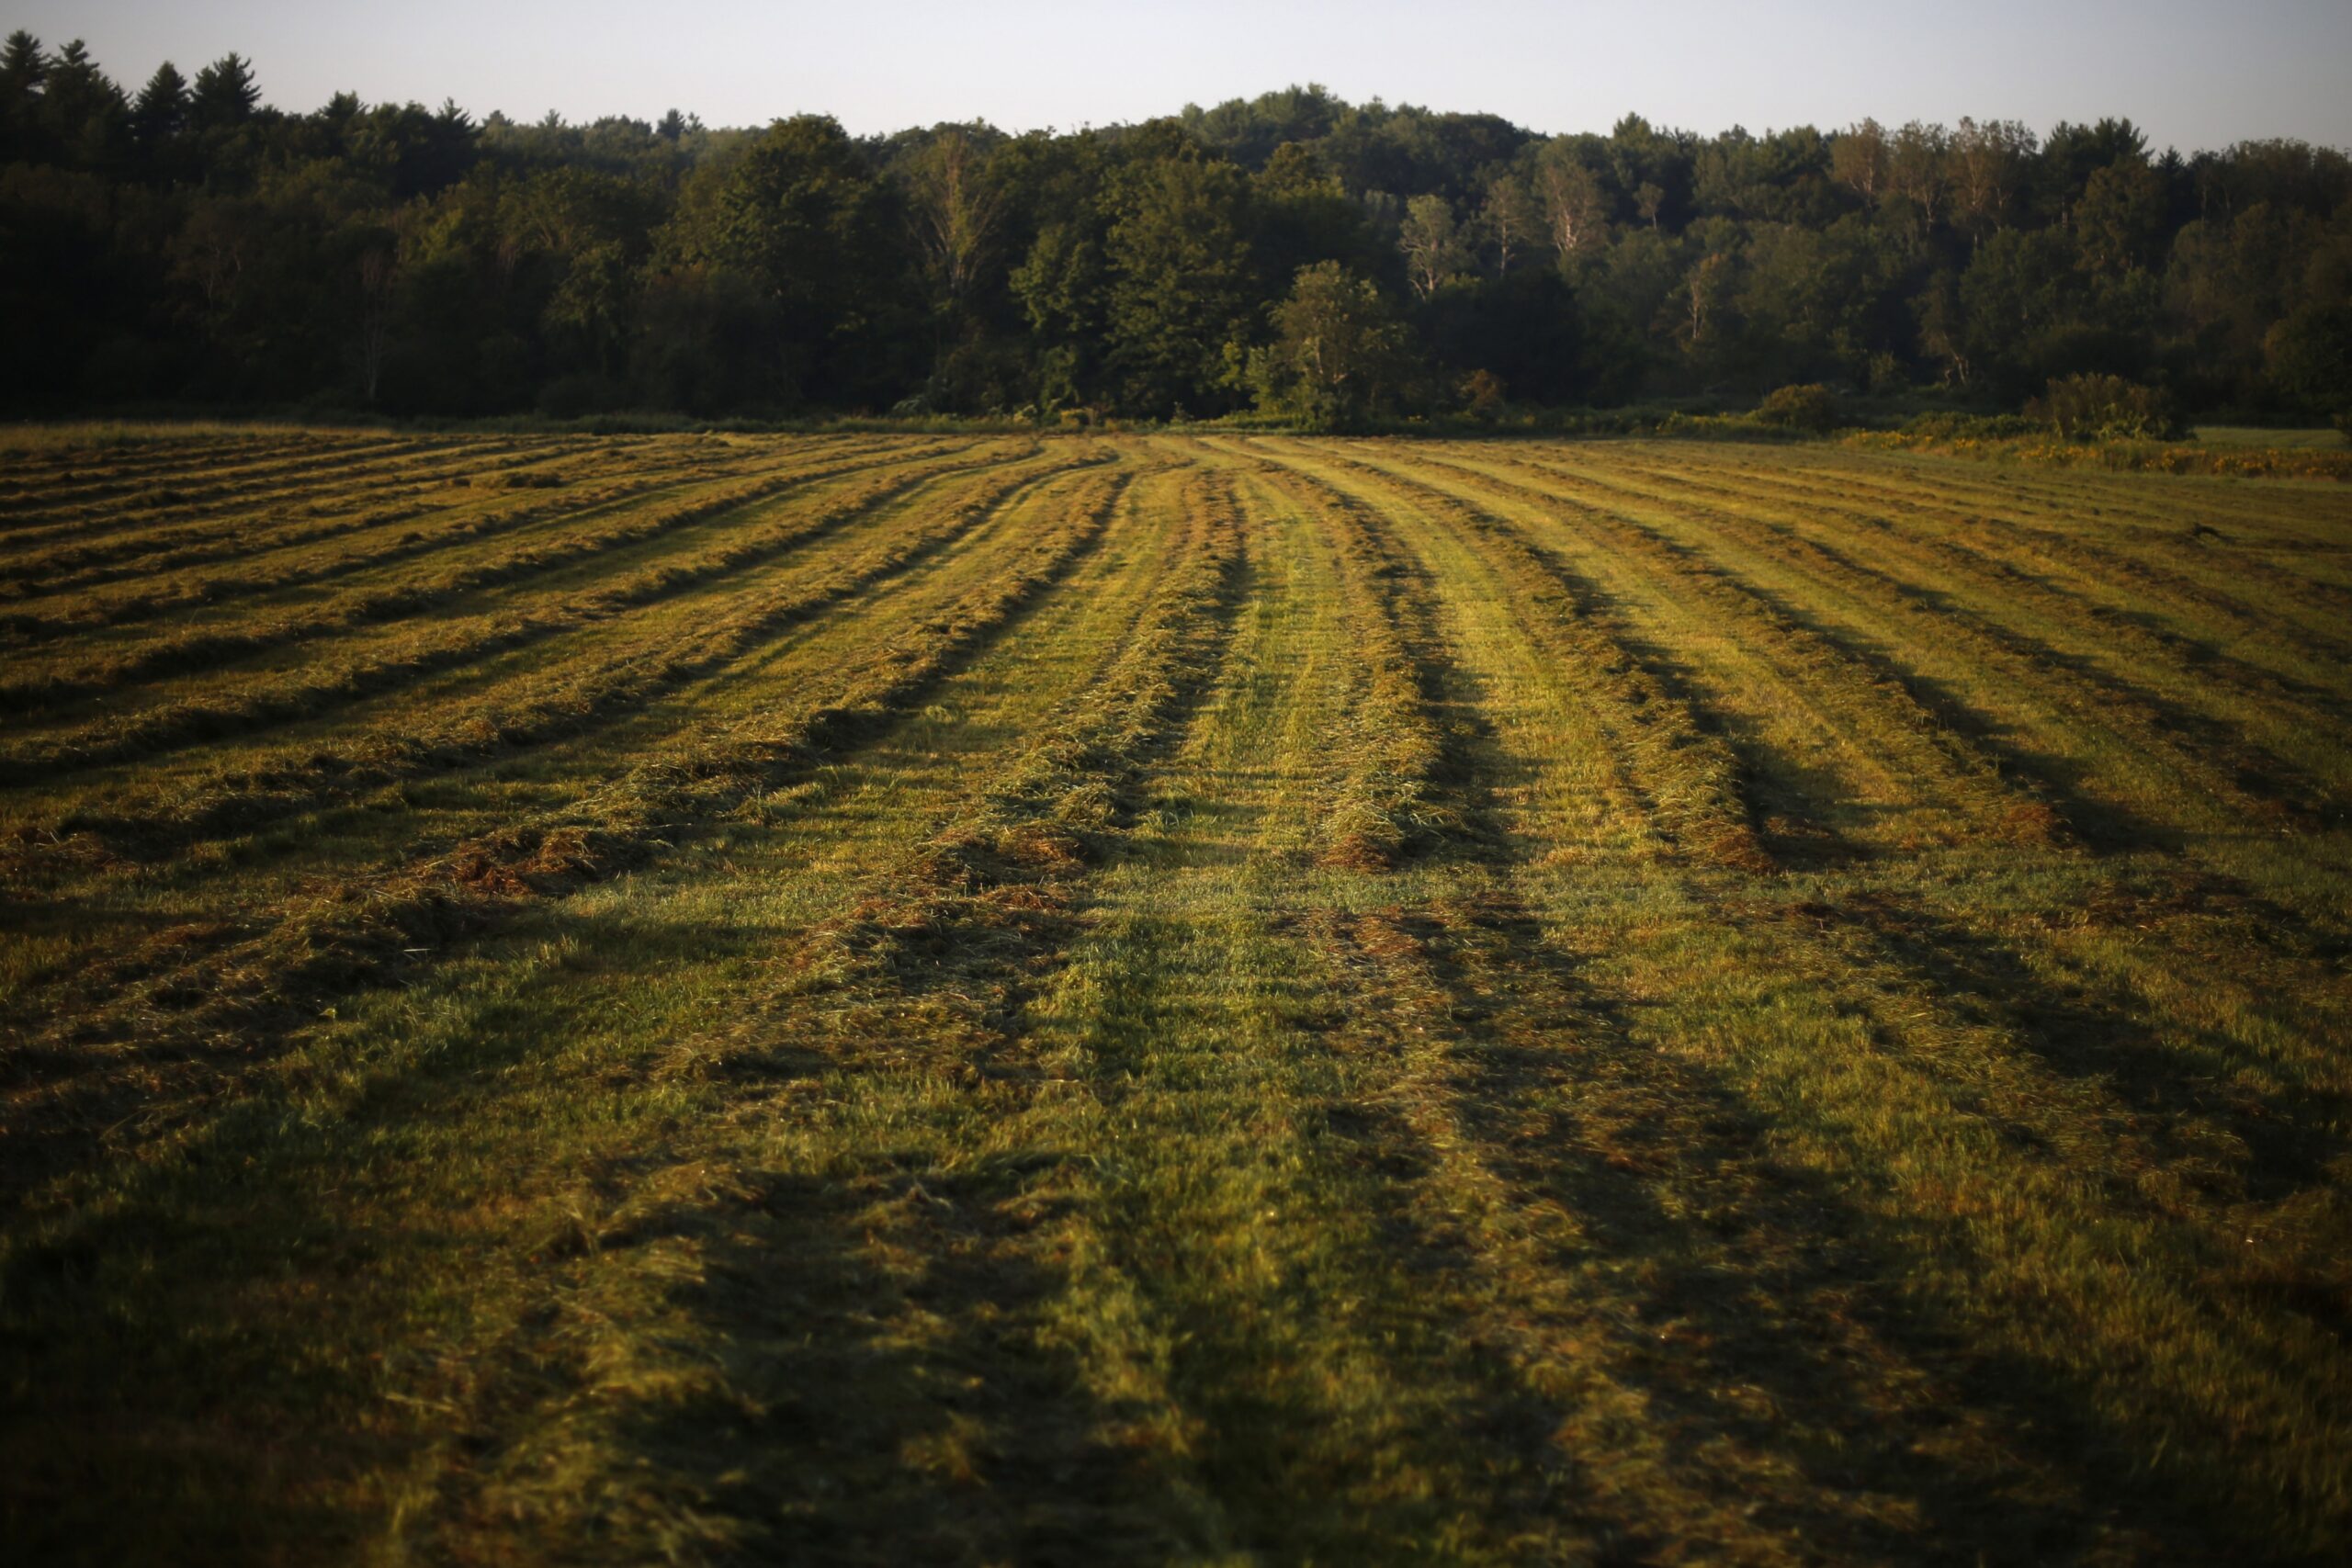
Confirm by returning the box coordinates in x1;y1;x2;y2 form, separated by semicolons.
2;429;2348;1564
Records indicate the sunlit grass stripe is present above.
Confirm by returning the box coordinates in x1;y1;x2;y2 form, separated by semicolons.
1363;460;2352;1551
0;443;351;518
1228;436;1662;861
0;434;752;581
0;440;1002;715
0;451;1127;1064
1403;443;2068;852
1696;434;2352;540
1832;441;2352;536
1787;446;2352;615
1752;437;2352;538
0;437;923;668
0;445;1065;798
0;430;593;529
1255;437;1772;873
51;448;1111;860
0;432;440;524
1664;442;2352;626
1589;446;2352;719
0;434;827;589
792;461;1246;1001
146;458;1231;1562
1654;452;2352;820
0;434;549;543
1615;445;2352;646
0;442;809;614
1511;446;2346;839
0;429;342;491
1207;453;1456;870
975;475;1655;1560
0;438;809;627
1373;479;2352;1555
0;458;1136;1194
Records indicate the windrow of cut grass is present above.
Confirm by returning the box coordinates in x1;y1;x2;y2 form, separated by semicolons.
1330;441;2352;1556
0;432;565;552
1244;436;1771;873
0;442;1083;881
0;436;908;637
0;428;353;494
1381;442;2068;858
0;439;992;712
1662;443;2352;621
1199;448;1456;870
1737;442;2352;623
1489;444;2348;863
2;451;1141;1204
0;445;1117;1047
1542;446;2352;817
3;431;2348;1563
0;442;1045;779
0;435;882;604
3;450;1238;1562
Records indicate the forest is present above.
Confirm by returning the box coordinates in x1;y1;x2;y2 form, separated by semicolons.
2;33;2348;425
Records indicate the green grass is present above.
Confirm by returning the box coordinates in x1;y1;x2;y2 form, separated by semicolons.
2194;425;2346;449
3;431;2348;1563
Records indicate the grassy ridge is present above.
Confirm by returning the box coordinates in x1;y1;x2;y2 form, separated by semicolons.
2;431;2348;1563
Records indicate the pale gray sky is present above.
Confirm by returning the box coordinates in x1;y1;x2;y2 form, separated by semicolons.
12;0;2350;152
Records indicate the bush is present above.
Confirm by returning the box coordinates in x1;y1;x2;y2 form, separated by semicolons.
1897;412;2045;441
1458;369;1507;422
2026;374;2187;441
1753;383;1838;434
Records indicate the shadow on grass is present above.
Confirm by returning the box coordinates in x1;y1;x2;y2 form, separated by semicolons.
1297;604;2249;1562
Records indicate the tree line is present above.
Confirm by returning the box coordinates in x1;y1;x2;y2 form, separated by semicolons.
3;38;2347;425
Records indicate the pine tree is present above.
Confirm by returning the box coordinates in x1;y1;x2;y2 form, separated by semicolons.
189;51;260;131
134;61;188;147
0;30;44;100
0;29;44;159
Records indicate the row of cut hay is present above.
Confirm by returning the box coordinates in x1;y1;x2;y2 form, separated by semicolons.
1;458;1137;1196
1844;427;2352;482
0;446;1047;774
1356;450;2352;1551
1487;446;2343;839
0;433;555;545
1263;439;1772;874
0;425;354;485
0;436;851;627
1402;443;2074;854
1196;443;1459;872
0;434;864;592
9;447;1101;860
1605;445;2352;659
1757;443;2352;616
0;440;1001;713
797;461;1244;998
1586;447;2352;731
0;431;455;521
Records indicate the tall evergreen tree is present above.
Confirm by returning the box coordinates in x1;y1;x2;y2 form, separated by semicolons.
133;62;189;149
189;52;260;131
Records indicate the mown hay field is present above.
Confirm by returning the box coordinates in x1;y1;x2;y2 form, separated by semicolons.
3;429;2348;1564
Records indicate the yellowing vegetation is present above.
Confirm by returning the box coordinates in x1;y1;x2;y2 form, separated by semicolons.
3;430;2349;1563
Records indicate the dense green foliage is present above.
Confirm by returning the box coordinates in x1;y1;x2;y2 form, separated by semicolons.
3;39;2347;421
